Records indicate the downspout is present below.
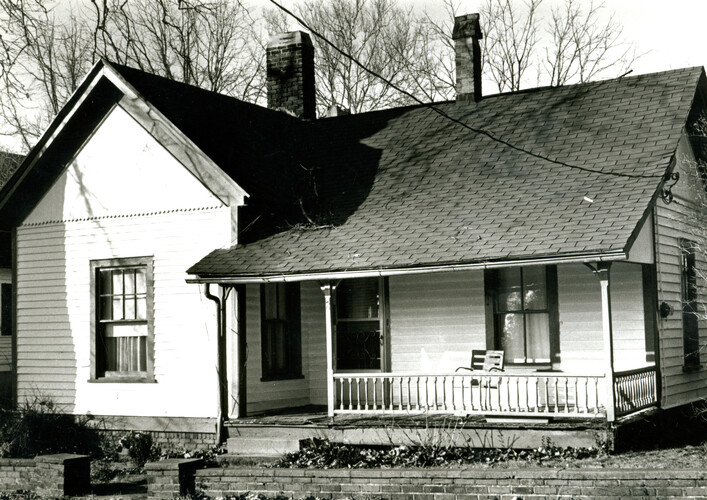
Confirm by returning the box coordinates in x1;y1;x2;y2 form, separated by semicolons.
204;283;228;445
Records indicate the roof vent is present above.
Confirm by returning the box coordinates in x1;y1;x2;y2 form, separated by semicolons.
453;14;483;103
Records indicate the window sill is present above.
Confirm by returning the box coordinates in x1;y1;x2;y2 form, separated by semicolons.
682;364;702;373
88;377;156;383
260;374;305;382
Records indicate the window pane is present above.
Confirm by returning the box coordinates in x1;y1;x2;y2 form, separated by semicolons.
136;296;147;320
112;297;124;320
277;283;287;320
495;268;522;311
125;297;136;319
125;270;136;294
99;270;112;295
100;297;113;320
523;267;547;310
337;278;379;319
499;313;525;363
112;270;123;295
264;285;278;320
135;268;146;294
526;313;550;362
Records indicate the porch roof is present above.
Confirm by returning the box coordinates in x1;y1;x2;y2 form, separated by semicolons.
181;67;704;281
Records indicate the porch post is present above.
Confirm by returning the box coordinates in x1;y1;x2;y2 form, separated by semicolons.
320;282;336;418
234;284;247;418
597;263;616;422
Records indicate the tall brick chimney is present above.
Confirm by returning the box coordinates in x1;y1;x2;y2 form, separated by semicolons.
266;31;316;119
453;14;483;102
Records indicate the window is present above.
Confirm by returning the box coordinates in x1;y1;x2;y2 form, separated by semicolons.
336;278;385;371
680;239;700;368
91;257;154;381
486;266;559;365
260;283;302;381
0;283;11;337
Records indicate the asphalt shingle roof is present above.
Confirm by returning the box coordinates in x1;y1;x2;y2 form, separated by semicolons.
117;65;704;279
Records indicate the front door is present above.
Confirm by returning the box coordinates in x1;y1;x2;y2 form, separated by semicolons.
335;277;388;408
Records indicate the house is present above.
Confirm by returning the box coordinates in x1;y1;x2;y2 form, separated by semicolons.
0;14;706;451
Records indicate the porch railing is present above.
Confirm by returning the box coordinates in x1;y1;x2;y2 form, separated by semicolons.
333;372;606;418
613;366;657;417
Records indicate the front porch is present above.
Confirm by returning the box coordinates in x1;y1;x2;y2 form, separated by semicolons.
224;260;661;431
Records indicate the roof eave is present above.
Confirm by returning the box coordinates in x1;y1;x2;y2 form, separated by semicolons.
185;250;628;284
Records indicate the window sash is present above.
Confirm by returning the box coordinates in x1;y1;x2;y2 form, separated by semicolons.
680;240;700;367
260;283;301;380
91;257;153;381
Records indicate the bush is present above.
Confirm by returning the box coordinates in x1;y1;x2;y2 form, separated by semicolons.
274;437;601;469
0;397;105;458
118;431;161;468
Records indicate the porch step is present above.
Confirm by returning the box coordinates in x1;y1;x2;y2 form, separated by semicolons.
226;436;301;457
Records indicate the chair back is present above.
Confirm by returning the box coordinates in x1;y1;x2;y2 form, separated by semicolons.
470;350;487;370
482;350;505;371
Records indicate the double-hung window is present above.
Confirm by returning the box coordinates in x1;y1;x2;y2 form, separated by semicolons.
260;283;302;381
486;266;559;366
91;257;154;381
680;239;701;369
0;283;11;337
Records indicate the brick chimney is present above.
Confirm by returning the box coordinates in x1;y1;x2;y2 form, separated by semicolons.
453;14;483;102
266;31;316;119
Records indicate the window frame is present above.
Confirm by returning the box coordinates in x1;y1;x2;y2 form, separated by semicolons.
260;282;302;382
89;257;155;383
485;265;559;367
679;239;701;370
0;282;12;337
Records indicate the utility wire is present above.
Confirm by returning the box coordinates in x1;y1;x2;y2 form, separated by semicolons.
267;0;665;180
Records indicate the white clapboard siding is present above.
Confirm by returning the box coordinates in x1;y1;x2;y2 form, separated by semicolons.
654;136;707;408
388;271;485;373
15;103;236;419
244;284;310;414
16;209;231;417
302;281;326;405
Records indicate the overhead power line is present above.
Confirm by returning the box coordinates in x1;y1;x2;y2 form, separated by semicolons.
266;0;666;181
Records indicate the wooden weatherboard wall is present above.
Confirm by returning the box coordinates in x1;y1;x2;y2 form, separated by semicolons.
654;135;707;409
15;104;236;428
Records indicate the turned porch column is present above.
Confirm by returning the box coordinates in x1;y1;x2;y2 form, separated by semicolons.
320;282;337;417
597;263;616;422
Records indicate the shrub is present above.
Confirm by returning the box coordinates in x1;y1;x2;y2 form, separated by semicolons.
118;431;161;468
274;437;600;468
0;397;105;458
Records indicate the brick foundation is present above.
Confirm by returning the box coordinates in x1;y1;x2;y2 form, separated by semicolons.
146;463;707;499
100;429;216;452
0;454;89;497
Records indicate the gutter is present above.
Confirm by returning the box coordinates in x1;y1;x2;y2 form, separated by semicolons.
187;250;627;284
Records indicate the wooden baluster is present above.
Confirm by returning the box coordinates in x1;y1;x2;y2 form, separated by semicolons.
348;377;353;410
416;377;421;410
460;375;465;412
564;378;569;413
434;376;439;411
363;377;369;411
339;379;345;411
388;377;395;411
398;377;403;411
406;377;411;411
505;376;510;411
573;378;578;413
444;376;450;411
354;377;361;411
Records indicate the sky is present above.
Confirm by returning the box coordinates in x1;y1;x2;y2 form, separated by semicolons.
2;0;707;153
417;0;707;76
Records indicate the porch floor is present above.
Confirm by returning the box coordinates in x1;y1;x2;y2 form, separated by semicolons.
224;406;610;456
228;405;607;430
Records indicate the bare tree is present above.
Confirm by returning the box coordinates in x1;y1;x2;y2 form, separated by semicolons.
265;0;454;115
480;0;543;92
544;0;635;86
